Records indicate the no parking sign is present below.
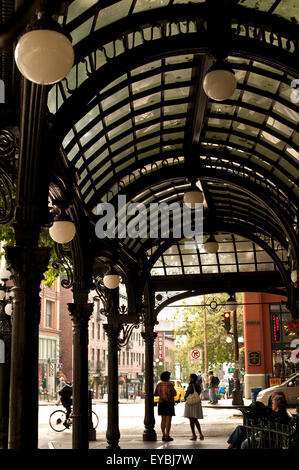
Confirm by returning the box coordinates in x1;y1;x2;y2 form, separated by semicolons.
190;348;202;364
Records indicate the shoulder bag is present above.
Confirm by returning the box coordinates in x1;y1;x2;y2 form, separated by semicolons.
186;384;201;405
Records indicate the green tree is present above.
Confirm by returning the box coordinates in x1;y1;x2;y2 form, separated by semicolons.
0;219;69;287
173;293;244;376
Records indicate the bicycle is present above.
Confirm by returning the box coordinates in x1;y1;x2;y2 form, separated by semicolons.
49;407;99;432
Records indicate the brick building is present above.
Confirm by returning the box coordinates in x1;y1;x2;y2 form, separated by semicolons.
88;296;146;399
243;292;299;398
38;278;73;398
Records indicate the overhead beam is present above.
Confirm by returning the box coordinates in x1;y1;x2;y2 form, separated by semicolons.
151;271;283;293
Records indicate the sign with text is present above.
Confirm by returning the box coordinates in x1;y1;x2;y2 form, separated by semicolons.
248;350;261;366
157;333;165;361
269;378;282;387
190;348;202;364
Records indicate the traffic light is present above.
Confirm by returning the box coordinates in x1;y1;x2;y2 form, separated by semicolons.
222;311;231;332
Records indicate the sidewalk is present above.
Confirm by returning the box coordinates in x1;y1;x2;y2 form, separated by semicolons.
39;397;253;407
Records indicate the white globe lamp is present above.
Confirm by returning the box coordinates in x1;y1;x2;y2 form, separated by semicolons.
0;265;11;281
14;12;74;85
49;220;76;244
184;188;204;209
203;235;219;253
291;270;298;284
203;62;237;101
5;303;12;316
103;268;120;289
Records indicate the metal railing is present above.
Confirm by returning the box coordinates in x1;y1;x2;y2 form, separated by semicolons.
244;416;299;449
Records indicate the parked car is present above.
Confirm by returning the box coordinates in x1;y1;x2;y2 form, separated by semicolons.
256;372;299;406
154;379;186;404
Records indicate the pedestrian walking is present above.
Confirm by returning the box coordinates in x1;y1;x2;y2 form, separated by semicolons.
208;371;219;404
218;379;226;400
184;374;204;441
154;371;176;442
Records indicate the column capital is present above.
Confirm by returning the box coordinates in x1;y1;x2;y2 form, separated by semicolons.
5;246;50;287
103;323;122;338
68;302;94;325
141;330;157;344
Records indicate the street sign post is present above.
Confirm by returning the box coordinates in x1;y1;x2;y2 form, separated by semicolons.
190;348;202;364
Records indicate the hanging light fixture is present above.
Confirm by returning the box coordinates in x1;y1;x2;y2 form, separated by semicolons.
291;269;298;284
4;303;12;316
203;61;237;101
203;234;219;253
103;266;120;289
49;205;76;244
0;265;11;282
226;294;237;311
14;10;74;85
183;179;204;209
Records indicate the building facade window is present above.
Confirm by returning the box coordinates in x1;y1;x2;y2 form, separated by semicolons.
39;337;57;361
45;300;53;328
91;322;95;339
97;323;100;339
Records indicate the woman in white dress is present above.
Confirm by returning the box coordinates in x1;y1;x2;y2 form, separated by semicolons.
184;374;204;440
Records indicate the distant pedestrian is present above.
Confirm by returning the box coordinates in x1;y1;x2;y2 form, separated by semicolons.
208;371;219;404
184;374;204;441
154;371;176;442
58;376;66;391
218;379;226;400
196;370;203;391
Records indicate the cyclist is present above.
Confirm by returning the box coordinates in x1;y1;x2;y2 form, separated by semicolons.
58;382;72;428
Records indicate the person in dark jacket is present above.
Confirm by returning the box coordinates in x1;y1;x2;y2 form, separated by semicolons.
59;382;73;428
184;374;204;440
227;392;292;449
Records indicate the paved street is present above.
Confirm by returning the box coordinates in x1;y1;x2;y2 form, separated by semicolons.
38;400;246;449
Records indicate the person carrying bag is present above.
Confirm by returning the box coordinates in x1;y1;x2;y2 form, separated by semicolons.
184;374;204;440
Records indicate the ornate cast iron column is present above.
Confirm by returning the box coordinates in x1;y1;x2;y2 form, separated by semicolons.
0;297;12;448
5;246;50;449
68;289;94;450
141;326;157;441
104;321;121;449
141;277;157;441
100;286;121;449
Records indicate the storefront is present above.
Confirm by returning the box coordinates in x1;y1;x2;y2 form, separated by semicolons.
270;304;299;385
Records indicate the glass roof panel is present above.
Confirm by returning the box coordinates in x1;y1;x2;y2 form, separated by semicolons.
242;90;272;110
131;75;162;94
134;0;169;13
66;0;98;23
238;1;277;12
94;0;132;30
274;0;299;22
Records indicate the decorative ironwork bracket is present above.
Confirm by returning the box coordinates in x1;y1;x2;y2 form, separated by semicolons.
51;242;73;289
0;129;18;225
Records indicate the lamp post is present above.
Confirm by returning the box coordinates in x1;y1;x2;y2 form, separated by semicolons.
0;265;13;449
225;294;244;406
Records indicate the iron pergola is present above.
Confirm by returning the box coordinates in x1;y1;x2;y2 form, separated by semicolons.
0;0;298;451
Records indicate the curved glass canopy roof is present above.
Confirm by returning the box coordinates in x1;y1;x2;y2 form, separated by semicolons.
45;0;299;285
149;233;288;276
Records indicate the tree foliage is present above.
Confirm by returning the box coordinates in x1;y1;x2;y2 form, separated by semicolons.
173;293;244;381
0;219;66;288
